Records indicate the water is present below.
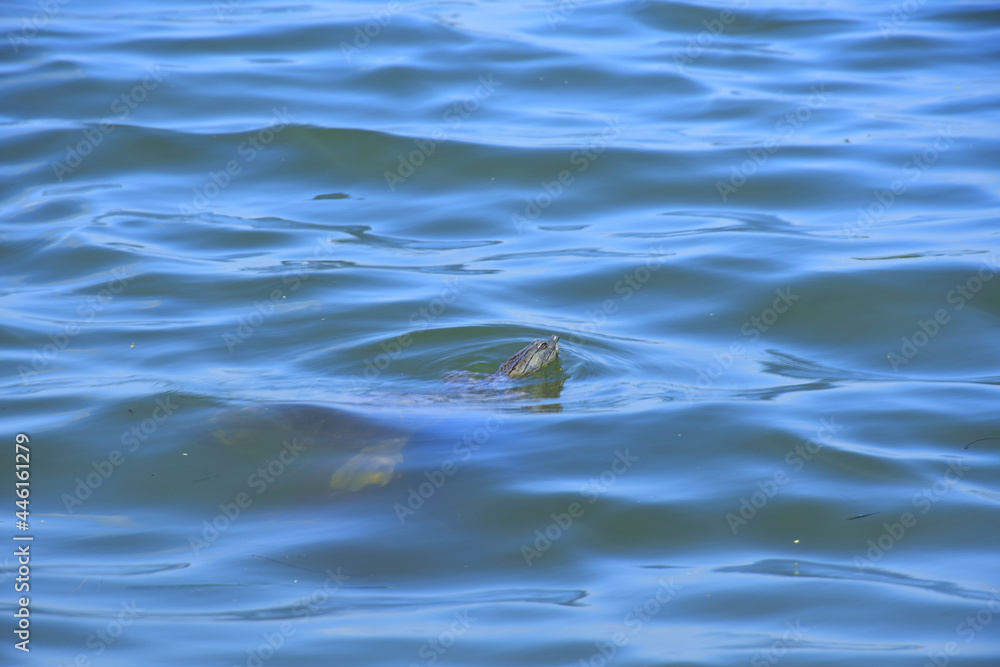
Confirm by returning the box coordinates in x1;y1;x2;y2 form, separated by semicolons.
2;0;999;665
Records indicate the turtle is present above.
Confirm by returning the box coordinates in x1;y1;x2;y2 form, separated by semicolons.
210;334;561;493
328;334;560;489
490;334;560;379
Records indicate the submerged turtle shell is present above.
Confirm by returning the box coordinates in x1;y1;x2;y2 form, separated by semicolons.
211;403;413;492
210;334;561;493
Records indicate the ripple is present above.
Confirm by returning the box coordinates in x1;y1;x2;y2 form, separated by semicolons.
716;558;998;603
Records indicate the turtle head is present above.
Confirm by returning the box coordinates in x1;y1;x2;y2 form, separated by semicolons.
496;334;560;379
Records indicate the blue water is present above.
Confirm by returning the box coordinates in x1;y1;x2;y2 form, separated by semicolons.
2;0;1000;665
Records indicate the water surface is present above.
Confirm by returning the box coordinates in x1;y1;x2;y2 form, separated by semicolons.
2;0;999;665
